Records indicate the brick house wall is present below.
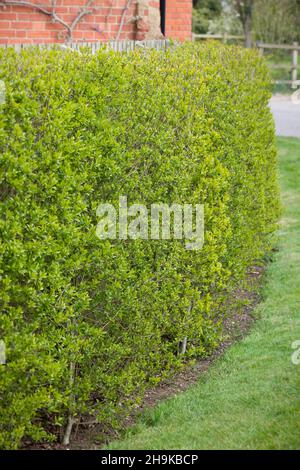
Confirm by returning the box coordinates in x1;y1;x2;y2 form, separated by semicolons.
0;1;192;44
165;0;192;43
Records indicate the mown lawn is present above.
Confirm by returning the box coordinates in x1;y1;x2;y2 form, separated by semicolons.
107;137;300;450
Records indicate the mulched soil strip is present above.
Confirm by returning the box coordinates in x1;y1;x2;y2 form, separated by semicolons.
23;266;264;450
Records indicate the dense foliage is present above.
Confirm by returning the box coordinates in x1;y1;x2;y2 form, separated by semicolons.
253;0;300;44
0;43;280;448
192;0;222;34
199;0;300;44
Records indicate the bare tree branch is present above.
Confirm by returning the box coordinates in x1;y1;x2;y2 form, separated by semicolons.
0;0;95;43
116;0;133;41
234;0;254;47
70;0;95;33
0;1;53;16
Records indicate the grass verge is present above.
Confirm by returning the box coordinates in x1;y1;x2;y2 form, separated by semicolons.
106;137;300;450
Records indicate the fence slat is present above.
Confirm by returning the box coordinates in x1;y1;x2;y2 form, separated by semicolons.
192;33;245;41
292;42;299;89
257;42;300;51
0;40;171;53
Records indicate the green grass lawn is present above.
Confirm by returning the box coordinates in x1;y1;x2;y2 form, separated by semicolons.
107;137;300;450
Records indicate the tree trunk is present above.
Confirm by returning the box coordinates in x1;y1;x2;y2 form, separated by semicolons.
244;19;253;48
235;0;254;48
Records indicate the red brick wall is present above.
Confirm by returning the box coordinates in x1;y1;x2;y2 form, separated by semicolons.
0;0;192;45
165;0;192;42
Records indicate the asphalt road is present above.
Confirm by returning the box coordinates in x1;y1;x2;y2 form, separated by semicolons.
270;95;300;138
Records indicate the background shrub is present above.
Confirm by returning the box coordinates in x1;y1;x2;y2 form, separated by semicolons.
0;43;280;449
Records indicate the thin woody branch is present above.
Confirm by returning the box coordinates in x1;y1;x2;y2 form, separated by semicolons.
116;0;133;41
0;1;54;16
0;0;95;43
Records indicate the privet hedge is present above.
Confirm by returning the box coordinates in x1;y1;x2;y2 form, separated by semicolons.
0;43;280;448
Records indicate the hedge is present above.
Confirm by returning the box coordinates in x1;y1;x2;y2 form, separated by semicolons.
0;43;280;449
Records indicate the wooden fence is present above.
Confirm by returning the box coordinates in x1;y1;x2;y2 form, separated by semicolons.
0;39;170;53
257;42;300;89
193;33;300;89
192;33;245;43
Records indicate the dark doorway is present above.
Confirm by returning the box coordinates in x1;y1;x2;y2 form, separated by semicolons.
160;0;166;35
